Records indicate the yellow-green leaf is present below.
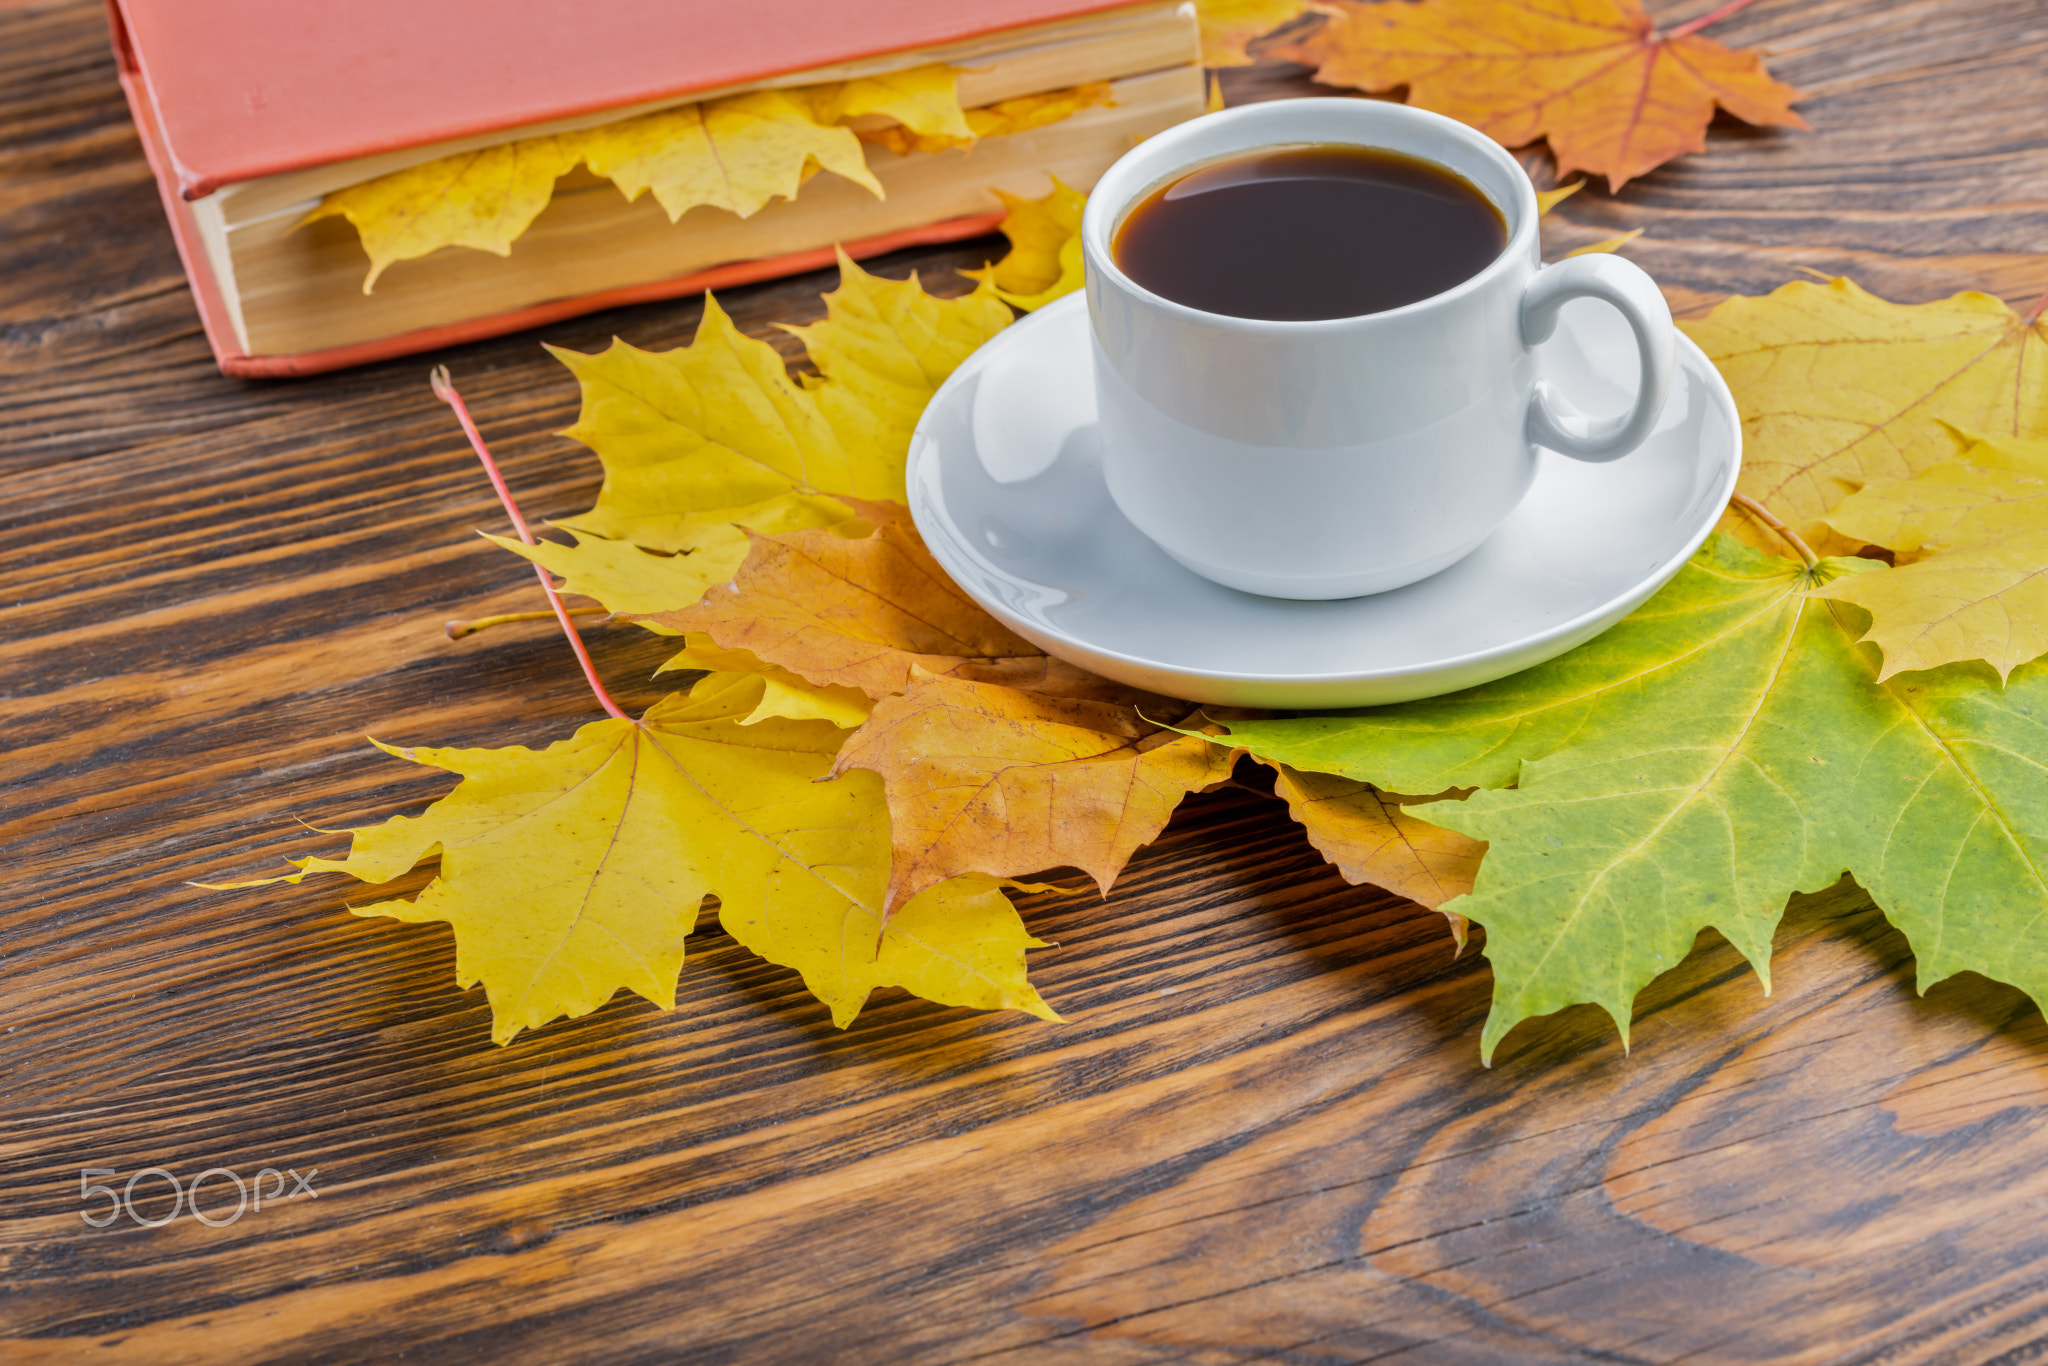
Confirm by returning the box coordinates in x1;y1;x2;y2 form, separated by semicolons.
1216;534;2048;1062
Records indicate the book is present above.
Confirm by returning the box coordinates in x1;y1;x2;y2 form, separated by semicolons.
108;0;1205;377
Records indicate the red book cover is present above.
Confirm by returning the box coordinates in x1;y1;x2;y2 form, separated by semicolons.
112;0;1152;199
107;0;1159;377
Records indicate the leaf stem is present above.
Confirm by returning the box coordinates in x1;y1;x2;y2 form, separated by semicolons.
446;606;609;640
431;366;631;722
2023;284;2048;326
1664;0;1764;39
1729;491;1819;569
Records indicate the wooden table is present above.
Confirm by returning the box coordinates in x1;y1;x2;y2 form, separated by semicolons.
9;1;2048;1359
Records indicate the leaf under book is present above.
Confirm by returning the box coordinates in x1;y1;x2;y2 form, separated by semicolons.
309;65;1109;291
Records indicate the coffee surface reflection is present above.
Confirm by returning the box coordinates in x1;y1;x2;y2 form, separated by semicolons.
1111;145;1507;322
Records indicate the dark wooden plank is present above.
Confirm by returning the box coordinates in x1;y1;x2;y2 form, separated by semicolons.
7;0;2048;1360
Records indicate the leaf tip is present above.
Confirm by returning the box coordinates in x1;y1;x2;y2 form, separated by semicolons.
1446;910;1471;956
1018;991;1065;1024
1609;1008;1634;1054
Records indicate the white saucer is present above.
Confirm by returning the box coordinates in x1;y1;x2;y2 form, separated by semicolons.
906;291;1740;709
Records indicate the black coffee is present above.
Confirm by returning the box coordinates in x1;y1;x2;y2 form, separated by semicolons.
1111;145;1507;321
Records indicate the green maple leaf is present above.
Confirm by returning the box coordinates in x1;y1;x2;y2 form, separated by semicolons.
1223;534;2048;1059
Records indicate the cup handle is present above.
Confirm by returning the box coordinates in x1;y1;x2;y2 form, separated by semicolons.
1519;253;1676;464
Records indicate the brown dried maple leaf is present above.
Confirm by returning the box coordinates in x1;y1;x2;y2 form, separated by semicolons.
833;669;1239;915
1274;0;1806;190
639;500;1245;914
1268;765;1481;947
634;499;1043;696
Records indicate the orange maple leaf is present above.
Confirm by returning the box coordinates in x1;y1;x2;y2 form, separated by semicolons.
1267;765;1480;946
833;670;1238;915
635;500;1044;696
637;499;1252;915
1198;0;1340;67
1275;0;1807;189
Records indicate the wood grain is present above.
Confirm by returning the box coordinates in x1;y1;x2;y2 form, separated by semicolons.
7;0;2048;1360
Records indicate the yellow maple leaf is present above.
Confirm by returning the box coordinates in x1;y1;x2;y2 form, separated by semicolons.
1197;0;1337;66
857;81;1116;156
305;135;584;293
812;63;974;144
1273;0;1805;189
782;254;1015;483
659;637;875;728
232;672;1054;1042
578;88;881;223
1685;279;2048;556
536;297;857;559
312;64;1029;289
1817;430;2048;680
961;178;1087;311
506;254;1010;615
485;530;737;618
1267;765;1479;946
970;80;1116;138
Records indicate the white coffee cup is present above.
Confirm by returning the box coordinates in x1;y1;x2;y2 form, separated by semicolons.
1082;98;1676;600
